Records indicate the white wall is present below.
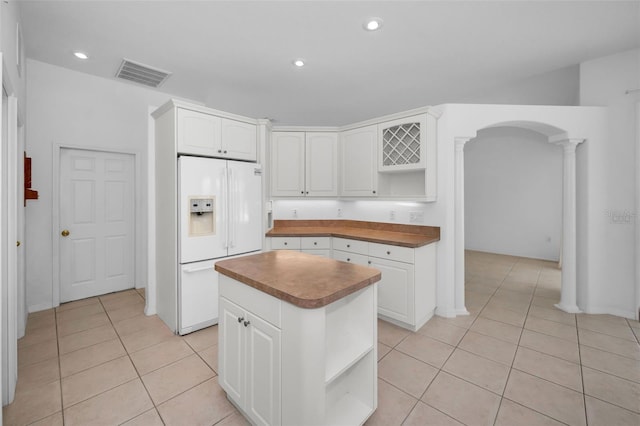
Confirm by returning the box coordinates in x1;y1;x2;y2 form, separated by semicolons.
461;65;580;107
272;199;437;225
25;60;176;312
579;49;639;318
464;126;563;261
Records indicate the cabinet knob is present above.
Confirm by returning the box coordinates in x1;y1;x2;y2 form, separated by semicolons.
218;149;222;153
237;317;244;323
368;261;372;265
243;320;250;327
314;242;317;245
284;242;288;245
301;191;304;194
347;258;351;262
387;251;391;255
346;244;350;248
224;150;228;154
305;191;309;194
372;190;376;194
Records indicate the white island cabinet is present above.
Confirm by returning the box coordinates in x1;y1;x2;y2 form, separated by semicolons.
216;251;380;426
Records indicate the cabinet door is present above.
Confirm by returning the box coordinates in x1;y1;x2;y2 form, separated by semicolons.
219;298;246;405
177;108;222;156
305;132;338;196
271;132;305;196
340;125;378;197
369;258;414;324
245;313;281;426
222;118;257;161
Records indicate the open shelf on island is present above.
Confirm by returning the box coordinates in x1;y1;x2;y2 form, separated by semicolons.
325;350;376;425
325;286;374;384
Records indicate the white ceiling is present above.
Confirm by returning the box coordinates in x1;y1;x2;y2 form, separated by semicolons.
19;1;640;126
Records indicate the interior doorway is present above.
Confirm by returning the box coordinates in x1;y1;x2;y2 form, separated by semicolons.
453;120;583;317
463;126;563;309
58;148;135;302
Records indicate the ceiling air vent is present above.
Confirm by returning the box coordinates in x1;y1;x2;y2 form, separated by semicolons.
115;59;171;88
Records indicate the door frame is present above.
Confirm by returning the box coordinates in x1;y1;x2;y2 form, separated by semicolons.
52;144;142;307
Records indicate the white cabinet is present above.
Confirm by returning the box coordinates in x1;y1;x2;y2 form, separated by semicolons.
177;108;222;157
269;236;331;258
376;113;437;200
271;132;338;197
378;114;427;171
306;133;338;196
340;125;378;197
332;237;436;331
219;297;281;426
176;107;257;161
221;118;258;161
271;132;305;196
219;273;377;425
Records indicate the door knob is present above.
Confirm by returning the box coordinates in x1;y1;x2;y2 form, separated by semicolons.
16;241;20;247
61;230;70;237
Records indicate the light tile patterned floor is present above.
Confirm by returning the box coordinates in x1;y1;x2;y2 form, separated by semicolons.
4;251;640;425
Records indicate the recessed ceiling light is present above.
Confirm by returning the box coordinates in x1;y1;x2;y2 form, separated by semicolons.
364;18;383;31
292;59;305;67
73;51;89;60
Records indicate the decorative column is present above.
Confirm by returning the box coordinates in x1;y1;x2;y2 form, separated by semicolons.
553;138;584;313
454;137;471;316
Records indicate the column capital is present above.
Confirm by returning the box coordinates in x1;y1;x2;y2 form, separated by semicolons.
454;137;472;151
549;137;585;152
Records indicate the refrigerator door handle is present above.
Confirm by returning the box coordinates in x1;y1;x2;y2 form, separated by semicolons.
222;167;228;249
229;167;235;249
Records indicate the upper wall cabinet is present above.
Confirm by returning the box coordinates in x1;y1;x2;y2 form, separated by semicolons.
376;113;437;200
378;114;427;171
176;107;257;161
271;131;338;197
340;125;378;197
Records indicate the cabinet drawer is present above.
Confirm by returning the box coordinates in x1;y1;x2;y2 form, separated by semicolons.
270;237;301;250
333;250;369;266
219;275;281;327
369;242;414;264
332;238;368;255
300;237;331;250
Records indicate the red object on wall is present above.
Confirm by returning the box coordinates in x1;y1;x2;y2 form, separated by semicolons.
24;152;38;206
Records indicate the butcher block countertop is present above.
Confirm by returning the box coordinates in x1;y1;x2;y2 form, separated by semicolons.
266;219;440;248
215;250;381;309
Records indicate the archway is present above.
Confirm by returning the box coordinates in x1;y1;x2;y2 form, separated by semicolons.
454;120;584;316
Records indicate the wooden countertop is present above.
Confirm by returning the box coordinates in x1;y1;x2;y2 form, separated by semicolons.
266;220;440;248
215;250;381;309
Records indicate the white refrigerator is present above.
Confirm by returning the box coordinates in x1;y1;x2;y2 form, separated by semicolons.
177;156;262;335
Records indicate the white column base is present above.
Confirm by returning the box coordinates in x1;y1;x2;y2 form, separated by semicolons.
554;303;582;314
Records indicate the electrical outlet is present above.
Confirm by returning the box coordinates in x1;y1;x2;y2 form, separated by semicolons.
390;210;396;221
409;211;425;223
337;208;343;218
292;209;298;218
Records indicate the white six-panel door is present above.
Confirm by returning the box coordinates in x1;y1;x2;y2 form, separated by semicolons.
59;148;135;302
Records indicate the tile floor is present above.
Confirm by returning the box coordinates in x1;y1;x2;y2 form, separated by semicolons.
4;251;640;425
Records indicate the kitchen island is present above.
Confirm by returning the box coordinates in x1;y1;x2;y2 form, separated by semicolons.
215;250;381;426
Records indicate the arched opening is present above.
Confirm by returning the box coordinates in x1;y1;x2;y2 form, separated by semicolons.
453;120;583;318
464;126;563;318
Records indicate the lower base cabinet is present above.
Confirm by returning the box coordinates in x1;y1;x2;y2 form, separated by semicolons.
219;297;281;425
218;274;378;426
333;238;437;331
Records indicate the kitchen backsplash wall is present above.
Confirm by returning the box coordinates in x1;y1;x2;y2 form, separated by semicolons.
271;199;438;226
